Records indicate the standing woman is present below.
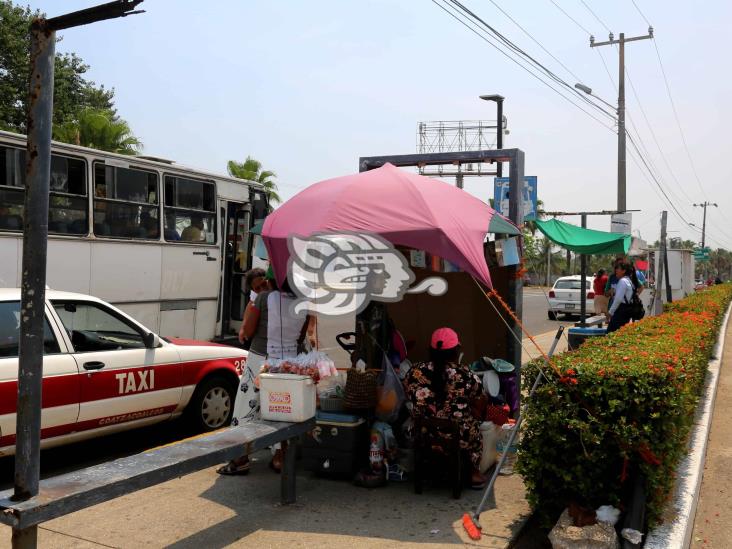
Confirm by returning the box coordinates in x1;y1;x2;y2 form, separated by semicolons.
606;261;634;333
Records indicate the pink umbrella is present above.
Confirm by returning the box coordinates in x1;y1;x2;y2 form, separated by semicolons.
262;163;519;289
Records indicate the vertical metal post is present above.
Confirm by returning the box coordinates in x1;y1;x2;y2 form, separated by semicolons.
496;99;504;177
664;240;672;303
653;211;667;315
701;202;707;250
545;241;551;287
12;18;55;549
507;150;524;376
617;33;626;213
580;214;587;326
456;173;464;189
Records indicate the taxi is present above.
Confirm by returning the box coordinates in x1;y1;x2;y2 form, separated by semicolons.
0;289;247;456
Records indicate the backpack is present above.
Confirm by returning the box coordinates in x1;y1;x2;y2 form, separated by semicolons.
626;276;645;321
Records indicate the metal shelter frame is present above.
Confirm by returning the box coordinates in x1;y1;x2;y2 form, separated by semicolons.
358;148;525;373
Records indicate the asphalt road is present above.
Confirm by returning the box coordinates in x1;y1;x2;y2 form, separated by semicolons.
0;289;575;486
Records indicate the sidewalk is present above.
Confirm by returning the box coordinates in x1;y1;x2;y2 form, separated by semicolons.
0;454;530;548
690;320;732;547
521;328;568;365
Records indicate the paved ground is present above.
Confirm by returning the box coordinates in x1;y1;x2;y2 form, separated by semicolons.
691;323;732;547
0;449;531;548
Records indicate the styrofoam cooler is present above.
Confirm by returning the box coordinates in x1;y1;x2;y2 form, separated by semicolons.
259;373;316;422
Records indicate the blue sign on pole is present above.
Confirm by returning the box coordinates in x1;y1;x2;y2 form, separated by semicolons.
493;176;538;220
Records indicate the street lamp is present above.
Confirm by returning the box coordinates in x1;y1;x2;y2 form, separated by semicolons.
575;81;626;212
479;94;505;176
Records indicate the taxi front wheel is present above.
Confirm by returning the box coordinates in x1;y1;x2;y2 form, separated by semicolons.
187;375;236;432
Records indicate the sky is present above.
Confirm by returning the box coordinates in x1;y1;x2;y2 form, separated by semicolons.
29;0;732;250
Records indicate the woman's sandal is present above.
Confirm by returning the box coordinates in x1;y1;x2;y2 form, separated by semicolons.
216;460;250;476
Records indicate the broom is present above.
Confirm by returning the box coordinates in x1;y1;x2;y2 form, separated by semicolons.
463;326;565;540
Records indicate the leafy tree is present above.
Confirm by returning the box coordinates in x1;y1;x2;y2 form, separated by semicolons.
53;108;141;155
227;156;281;209
0;1;115;133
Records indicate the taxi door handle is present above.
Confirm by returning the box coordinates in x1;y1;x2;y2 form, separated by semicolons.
83;361;105;371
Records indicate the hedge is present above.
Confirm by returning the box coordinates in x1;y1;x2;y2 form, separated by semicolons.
517;283;732;526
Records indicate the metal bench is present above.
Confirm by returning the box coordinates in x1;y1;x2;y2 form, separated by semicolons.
576;314;606;327
0;418;315;532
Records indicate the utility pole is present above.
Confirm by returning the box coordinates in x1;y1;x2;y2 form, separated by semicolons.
12;3;144;548
590;28;653;212
694;201;717;251
694;201;717;279
654;211;667;315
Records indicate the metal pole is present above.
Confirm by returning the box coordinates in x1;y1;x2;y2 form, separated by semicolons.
12;18;55;549
580;214;587;326
545;240;551;287
664;239;673;303
496;99;503;177
456;173;464;189
617;33;626;213
507;150;524;376
653;211;667;315
701;202;707;250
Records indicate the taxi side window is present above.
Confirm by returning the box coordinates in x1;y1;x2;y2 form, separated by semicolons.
0;301;60;358
52;301;146;353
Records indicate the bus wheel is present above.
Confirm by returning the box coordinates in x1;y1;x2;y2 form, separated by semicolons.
187;375;235;432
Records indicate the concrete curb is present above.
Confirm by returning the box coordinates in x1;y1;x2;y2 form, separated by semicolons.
644;301;732;549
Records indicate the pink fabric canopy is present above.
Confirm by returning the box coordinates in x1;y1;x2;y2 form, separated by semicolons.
261;163;518;289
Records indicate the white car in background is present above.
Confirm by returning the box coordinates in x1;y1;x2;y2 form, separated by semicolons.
547;275;596;320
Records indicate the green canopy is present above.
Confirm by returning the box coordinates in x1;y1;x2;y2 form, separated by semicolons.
535;218;631;255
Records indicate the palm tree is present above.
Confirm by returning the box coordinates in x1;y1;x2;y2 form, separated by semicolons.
227;156;281;209
54;108;142;155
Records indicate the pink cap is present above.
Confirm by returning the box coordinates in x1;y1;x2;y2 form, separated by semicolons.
430;327;460;350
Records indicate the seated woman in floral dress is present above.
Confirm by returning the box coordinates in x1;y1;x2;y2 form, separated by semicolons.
404;327;487;488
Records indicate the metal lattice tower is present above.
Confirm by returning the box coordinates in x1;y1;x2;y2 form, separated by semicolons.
416;120;501;178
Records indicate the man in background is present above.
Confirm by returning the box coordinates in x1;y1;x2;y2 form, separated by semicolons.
593;268;609;315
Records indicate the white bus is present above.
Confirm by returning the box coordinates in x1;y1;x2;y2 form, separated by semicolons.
0;130;268;344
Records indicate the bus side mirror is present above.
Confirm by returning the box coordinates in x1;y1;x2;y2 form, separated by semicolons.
144;332;160;349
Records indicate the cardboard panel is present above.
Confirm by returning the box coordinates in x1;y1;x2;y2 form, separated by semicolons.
386;264;514;366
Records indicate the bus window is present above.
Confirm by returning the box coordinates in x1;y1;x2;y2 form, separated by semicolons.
93;163;159;239
0;145;88;235
163;175;216;244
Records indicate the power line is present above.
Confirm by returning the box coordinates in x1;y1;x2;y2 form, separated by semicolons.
652;40;707;199
431;0;617;129
547;0;592;35
444;0;616;120
486;0;582;82
578;0;612;33
629;0;651;27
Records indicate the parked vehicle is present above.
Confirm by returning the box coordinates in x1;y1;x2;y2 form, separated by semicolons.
547;275;596;320
0;130;269;344
0;289;247;456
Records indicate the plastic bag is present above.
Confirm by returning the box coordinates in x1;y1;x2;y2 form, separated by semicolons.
375;354;406;423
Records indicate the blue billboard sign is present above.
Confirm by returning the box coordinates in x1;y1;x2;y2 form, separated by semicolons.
493;176;538;221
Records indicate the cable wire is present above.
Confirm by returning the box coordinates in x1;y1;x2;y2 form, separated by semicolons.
431;0;617;130
629;0;651;27
444;0;617;121
548;0;592;36
486;0;583;82
578;0;612;33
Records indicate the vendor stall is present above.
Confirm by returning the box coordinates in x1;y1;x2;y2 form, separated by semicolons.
252;161;529;494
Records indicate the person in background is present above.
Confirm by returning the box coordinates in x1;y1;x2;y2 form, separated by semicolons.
404;327;487;489
593;268;609;316
606;261;635;333
181;214;205;241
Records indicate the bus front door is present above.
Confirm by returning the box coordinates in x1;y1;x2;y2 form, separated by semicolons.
221;202;251;339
